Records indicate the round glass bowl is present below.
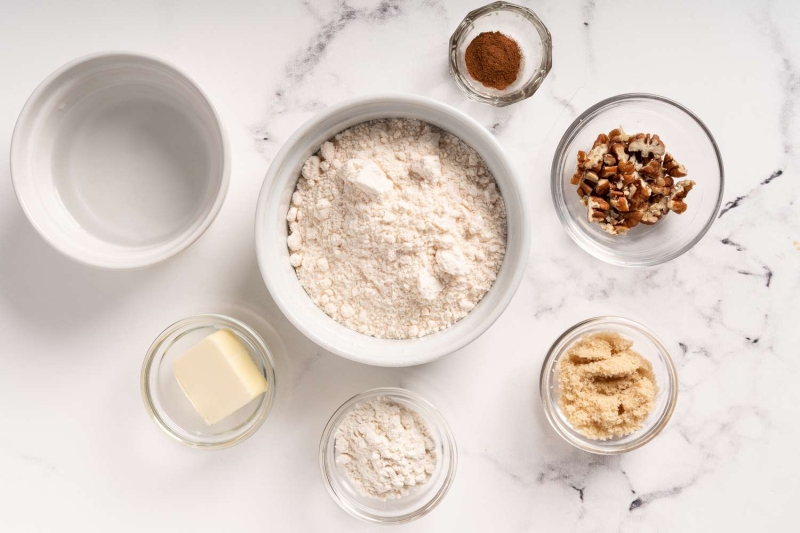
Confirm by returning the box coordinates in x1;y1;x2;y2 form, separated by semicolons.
319;388;457;524
552;93;724;266
449;1;552;106
539;317;678;455
141;315;277;450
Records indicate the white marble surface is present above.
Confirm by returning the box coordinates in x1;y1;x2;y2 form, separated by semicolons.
1;0;798;530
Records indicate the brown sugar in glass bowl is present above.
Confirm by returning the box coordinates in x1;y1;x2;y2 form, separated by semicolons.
539;316;678;455
465;31;522;90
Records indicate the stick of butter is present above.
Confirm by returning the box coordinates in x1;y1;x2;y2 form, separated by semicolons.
172;329;268;425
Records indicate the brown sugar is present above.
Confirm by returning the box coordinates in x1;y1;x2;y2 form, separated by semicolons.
464;31;522;90
557;331;658;440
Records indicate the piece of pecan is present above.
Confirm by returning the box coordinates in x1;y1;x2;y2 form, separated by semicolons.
668;180;695;212
610;196;630;212
584;144;608;171
663;153;688;177
600;165;618;178
628;133;666;158
608;127;630;143
577;150;588;170
588;209;606;222
583;170;599;185
611;143;628;163
593;133;610;148
639;159;662;179
588;196;610;211
617;160;635;174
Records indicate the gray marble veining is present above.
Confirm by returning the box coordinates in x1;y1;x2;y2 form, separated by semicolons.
0;0;797;531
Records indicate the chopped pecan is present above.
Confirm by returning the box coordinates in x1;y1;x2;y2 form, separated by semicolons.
663;153;688;177
671;180;695;200
636;179;652;199
611;143;628;162
668;180;695;212
641;196;670;224
623;210;644;228
583;171;599;185
608;127;630;143
593;133;610;148
584;144;608;171
588;196;610;211
628;133;666;158
669;199;688;213
639;159;662;178
574;129;693;235
600;166;618;178
577;150;588;170
618;160;635;174
588;209;606;222
610;196;630;212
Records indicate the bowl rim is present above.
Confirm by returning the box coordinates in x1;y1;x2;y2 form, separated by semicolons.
254;93;531;367
550;92;725;267
448;1;553;107
140;314;277;450
9;50;231;270
538;315;679;455
318;387;458;524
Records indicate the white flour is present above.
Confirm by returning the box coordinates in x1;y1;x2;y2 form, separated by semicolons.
334;397;437;500
286;118;507;339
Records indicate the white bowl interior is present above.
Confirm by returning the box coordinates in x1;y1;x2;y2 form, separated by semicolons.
11;53;228;268
256;96;530;367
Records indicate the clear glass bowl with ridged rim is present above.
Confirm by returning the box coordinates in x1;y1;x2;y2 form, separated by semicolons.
551;93;724;266
319;387;457;524
449;1;552;106
539;316;678;455
141;314;277;450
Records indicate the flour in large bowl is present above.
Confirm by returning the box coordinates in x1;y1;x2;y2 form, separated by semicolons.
286;119;507;340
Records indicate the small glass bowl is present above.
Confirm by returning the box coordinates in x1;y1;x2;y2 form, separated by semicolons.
141;314;277;450
319;388;457;524
449;1;552;106
552;93;724;266
539;316;678;455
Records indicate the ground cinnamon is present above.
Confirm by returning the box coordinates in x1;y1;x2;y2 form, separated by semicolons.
465;31;522;91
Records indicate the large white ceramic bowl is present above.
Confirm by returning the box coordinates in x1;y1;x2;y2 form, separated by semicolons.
11;52;230;269
255;94;530;367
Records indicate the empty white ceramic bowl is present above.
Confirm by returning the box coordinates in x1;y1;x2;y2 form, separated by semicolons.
11;52;230;269
255;94;531;367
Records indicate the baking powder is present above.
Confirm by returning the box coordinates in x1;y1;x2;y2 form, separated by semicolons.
334;397;437;501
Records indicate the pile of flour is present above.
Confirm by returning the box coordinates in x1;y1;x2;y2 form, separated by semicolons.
334;397;437;500
286;118;507;339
